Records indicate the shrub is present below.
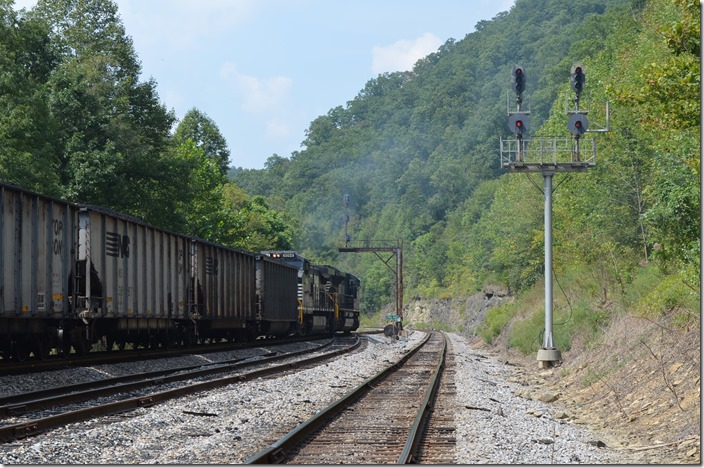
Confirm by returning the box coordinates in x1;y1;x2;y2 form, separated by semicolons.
479;302;518;344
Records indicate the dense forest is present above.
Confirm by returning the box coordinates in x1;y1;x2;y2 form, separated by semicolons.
0;0;699;352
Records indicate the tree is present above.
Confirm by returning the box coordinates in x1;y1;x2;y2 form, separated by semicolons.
30;0;175;213
173;108;231;176
221;184;295;252
31;0;139;75
169;139;228;241
0;1;60;193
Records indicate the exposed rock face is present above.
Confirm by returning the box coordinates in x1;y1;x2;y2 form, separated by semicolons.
403;285;510;336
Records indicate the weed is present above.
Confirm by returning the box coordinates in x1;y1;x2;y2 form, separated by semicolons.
479;302;518;343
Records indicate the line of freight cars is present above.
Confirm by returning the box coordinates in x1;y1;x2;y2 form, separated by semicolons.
0;181;360;361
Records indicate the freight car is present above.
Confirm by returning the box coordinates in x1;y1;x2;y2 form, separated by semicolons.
261;251;361;335
0;183;77;360
0;182;359;361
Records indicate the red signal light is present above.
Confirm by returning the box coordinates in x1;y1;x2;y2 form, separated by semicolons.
508;113;529;135
568;114;588;135
512;65;526;95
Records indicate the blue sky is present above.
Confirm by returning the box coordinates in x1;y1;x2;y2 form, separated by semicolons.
15;0;514;169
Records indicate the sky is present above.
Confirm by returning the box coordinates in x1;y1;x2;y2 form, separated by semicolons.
14;0;515;169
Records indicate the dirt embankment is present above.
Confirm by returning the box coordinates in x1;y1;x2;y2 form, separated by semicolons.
405;294;701;464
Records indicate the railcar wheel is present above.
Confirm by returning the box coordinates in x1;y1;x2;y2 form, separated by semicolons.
73;334;90;356
104;336;116;352
32;336;51;360
13;341;30;362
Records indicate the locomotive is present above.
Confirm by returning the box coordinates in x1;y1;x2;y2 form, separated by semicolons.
0;182;360;361
261;251;361;335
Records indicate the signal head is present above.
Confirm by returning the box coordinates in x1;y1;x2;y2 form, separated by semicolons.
570;63;585;94
508;113;530;135
568;113;589;135
511;65;526;95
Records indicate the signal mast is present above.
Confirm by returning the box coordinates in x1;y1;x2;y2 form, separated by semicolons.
500;63;609;368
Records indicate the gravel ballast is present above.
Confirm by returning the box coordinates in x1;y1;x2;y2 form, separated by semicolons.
0;332;642;464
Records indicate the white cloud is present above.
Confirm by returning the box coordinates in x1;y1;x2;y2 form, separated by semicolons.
266;119;291;139
371;32;443;75
220;62;293;114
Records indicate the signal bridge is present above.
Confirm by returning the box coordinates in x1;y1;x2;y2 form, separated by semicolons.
338;238;404;327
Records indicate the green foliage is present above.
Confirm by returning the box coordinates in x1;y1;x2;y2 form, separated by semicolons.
505;270;614;355
232;0;643;314
0;1;60;193
0;0;297;257
479;302;517;344
25;0;176;215
358;311;384;329
168;139;227;240
501;0;700;354
635;270;699;322
174;108;231;176
506;309;545;354
220;184;296;252
358;262;393;315
505;261;699;357
613;0;700;130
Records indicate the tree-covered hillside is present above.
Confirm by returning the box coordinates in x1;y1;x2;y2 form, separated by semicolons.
234;0;700;324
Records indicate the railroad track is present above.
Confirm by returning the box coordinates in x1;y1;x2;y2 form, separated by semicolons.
0;335;361;443
414;334;457;463
0;333;343;376
245;331;455;464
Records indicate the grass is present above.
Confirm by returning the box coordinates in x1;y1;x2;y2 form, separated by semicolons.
374;259;700;359
479;302;518;344
500;260;701;356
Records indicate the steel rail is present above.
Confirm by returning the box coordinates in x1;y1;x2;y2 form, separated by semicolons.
244;332;436;464
0;338;336;417
397;332;447;463
0;333;339;376
0;336;360;443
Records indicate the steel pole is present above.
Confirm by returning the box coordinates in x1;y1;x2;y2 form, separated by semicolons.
537;171;562;367
397;244;403;321
543;172;554;349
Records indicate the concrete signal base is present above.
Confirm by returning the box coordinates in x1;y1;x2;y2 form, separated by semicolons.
537;348;562;368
